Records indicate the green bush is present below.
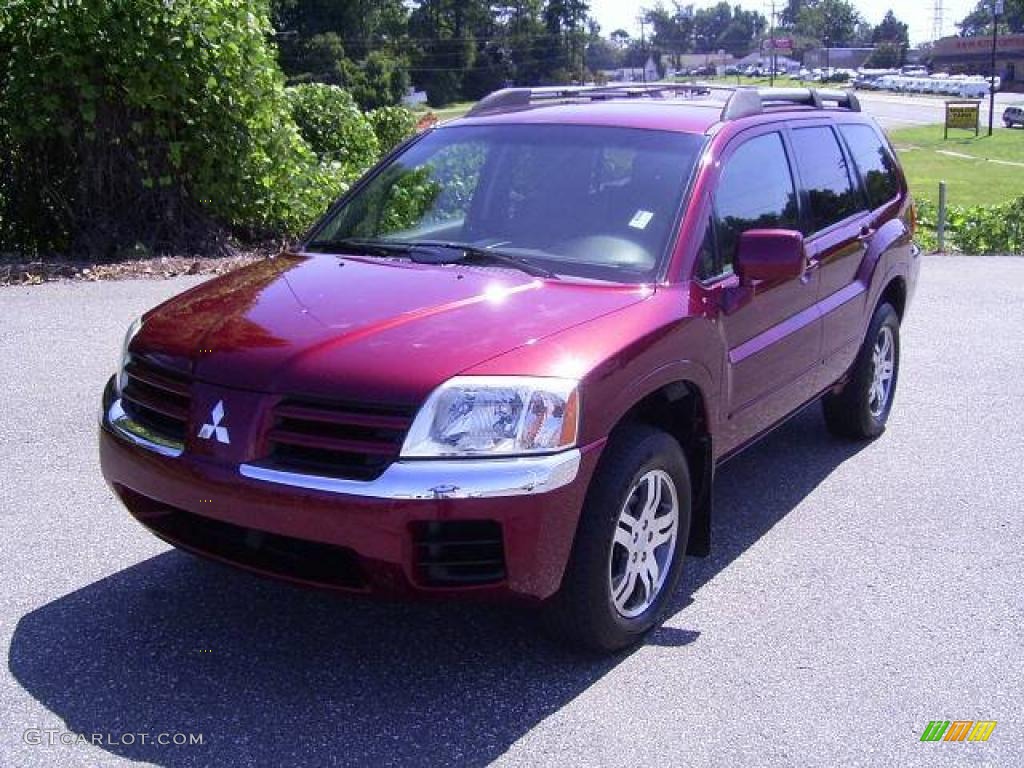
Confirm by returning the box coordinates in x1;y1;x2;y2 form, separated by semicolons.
915;195;1024;254
0;0;341;257
367;107;418;154
945;197;1024;254
914;198;939;252
285;84;380;180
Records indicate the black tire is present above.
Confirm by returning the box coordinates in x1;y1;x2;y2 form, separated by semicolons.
543;423;691;653
822;302;900;439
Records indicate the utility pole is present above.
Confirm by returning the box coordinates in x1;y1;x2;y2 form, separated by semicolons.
639;15;647;83
769;0;776;87
989;0;1002;136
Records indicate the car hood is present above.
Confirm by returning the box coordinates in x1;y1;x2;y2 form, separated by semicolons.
135;252;653;404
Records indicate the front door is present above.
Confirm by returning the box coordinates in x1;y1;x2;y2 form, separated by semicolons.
703;127;823;456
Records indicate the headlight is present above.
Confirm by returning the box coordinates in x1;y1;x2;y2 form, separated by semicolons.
116;316;143;393
401;376;580;457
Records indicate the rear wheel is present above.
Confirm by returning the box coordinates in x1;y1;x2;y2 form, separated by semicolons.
823;302;900;439
544;424;691;652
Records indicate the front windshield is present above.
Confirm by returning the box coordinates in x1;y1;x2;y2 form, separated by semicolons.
307;124;704;282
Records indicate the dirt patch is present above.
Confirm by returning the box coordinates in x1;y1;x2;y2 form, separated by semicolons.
0;244;283;287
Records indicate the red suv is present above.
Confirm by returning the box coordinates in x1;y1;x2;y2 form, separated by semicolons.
100;85;919;651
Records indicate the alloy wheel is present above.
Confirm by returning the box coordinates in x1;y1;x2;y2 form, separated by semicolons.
868;325;895;418
608;469;679;618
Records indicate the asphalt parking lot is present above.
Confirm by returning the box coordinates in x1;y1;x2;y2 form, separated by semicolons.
1;255;1022;767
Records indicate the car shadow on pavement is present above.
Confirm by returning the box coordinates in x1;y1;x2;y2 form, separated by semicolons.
9;407;865;767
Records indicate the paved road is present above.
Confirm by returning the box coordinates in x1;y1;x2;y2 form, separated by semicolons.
857;90;1023;130
2;257;1023;767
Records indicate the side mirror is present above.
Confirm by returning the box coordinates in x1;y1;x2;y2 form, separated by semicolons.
735;229;806;283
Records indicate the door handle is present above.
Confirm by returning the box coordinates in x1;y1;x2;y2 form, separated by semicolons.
857;226;876;243
800;257;820;284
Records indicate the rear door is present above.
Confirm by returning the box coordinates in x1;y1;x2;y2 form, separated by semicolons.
787;122;871;385
702;127;822;455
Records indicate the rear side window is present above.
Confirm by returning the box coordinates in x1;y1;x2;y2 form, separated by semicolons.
714;132;799;275
839;124;902;209
790;126;862;233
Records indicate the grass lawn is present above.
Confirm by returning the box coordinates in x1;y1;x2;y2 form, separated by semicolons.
413;101;475;121
886;125;1024;206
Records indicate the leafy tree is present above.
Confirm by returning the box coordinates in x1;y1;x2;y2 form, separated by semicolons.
795;0;863;46
872;10;909;45
644;3;694;68
865;42;902;69
691;3;765;56
271;0;410;107
409;0;488;105
958;0;1024;36
610;28;632;48
586;35;623;71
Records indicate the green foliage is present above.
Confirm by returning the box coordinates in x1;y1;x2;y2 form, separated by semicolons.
376;169;443;235
913;199;939;252
0;0;340;256
914;196;1024;254
693;2;766;55
347;51;412;111
285;84;380;179
367;107;418;154
946;197;1024;254
271;1;410;110
794;0;863;46
958;0;1023;37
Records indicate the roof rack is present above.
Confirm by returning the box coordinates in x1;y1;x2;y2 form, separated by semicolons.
465;83;860;122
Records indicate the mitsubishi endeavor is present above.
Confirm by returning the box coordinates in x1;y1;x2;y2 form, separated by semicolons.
100;85;920;651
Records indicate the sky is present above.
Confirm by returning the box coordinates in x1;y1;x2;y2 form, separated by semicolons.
587;0;982;47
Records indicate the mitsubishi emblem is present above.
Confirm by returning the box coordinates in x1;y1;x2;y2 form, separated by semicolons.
198;400;230;444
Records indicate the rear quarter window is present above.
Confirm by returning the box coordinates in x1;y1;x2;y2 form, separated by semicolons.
839;124;902;210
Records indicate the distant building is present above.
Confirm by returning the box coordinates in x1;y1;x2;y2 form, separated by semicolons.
401;88;428;107
669;52;737;72
734;52;801;72
931;34;1024;88
804;47;874;70
600;55;661;83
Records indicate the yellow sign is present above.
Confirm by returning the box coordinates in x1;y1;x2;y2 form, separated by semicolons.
944;101;980;137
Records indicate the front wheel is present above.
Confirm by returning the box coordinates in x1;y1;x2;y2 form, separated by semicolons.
823;302;900;439
544;424;691;652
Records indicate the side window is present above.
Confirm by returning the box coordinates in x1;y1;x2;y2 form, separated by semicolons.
790;126;862;233
839;124;901;209
714;132;799;274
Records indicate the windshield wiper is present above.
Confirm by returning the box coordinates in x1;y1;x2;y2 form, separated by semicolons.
404;240;559;279
304;237;413;257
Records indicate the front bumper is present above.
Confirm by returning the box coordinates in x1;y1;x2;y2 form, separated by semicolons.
100;382;603;600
